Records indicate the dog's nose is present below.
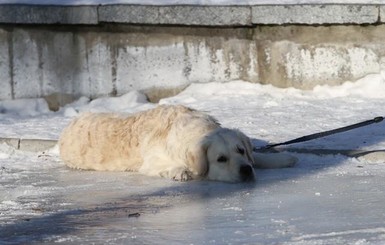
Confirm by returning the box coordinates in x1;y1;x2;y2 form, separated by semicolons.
239;165;253;180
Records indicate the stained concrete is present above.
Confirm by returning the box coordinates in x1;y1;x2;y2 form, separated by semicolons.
252;5;379;24
0;4;383;25
0;5;98;24
0;3;385;101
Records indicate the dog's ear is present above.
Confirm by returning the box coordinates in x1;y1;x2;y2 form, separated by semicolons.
187;138;210;179
235;130;255;165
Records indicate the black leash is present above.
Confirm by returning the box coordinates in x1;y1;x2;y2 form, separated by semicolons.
257;116;384;150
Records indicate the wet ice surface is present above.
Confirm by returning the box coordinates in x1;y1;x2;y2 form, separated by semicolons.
2;77;385;244
1;149;385;244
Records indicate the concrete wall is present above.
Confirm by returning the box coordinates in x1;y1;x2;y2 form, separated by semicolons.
0;4;385;102
254;25;385;88
0;26;259;101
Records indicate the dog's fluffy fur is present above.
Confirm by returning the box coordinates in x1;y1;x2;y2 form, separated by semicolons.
59;105;296;182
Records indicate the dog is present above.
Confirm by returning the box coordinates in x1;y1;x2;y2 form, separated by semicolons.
59;105;297;183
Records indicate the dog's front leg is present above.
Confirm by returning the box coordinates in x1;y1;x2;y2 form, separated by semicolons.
252;152;297;169
140;153;192;181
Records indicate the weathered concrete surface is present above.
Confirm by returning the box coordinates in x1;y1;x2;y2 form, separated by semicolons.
0;137;57;152
99;5;251;26
2;27;115;100
0;26;259;100
1;24;385;100
252;5;379;24
380;5;385;22
157;6;251;26
43;93;77;111
0;5;98;24
0;4;385;101
0;28;12;99
254;25;385;88
0;4;384;25
98;5;159;25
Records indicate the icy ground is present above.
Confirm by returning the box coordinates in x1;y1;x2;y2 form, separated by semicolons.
2;72;385;244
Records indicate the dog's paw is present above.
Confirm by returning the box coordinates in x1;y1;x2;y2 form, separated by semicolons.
173;170;193;182
160;167;192;181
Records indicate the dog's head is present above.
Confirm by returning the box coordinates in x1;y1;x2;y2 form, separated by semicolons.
201;128;255;183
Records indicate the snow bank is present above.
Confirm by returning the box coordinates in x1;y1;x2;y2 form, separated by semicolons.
62;91;153;117
0;98;50;118
1;71;385;146
0;143;15;159
162;71;385;105
1;71;385;119
312;71;385;99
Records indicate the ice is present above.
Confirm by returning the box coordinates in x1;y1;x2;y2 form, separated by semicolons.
2;73;385;243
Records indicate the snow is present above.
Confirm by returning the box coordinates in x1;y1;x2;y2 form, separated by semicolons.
0;98;50;118
0;0;383;5
2;72;385;244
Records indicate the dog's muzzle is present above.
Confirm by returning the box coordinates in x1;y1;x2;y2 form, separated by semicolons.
239;164;255;182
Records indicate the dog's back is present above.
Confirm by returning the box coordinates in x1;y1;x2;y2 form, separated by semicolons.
59;105;219;172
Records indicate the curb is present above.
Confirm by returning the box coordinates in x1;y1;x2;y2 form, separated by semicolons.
1;137;384;163
284;148;385;163
258;147;383;158
1;137;384;161
256;147;385;162
0;137;57;152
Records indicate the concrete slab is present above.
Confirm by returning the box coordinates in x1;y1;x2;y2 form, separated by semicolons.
252;5;379;24
0;4;383;25
0;5;98;24
157;6;251;26
380;5;385;22
99;5;251;26
99;5;159;24
0;29;12;100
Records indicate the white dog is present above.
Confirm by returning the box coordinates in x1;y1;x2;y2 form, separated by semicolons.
59;105;296;182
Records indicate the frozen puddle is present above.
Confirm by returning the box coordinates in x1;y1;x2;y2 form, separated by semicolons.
1;147;385;244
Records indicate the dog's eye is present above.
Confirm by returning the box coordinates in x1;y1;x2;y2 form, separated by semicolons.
236;146;245;155
217;155;228;163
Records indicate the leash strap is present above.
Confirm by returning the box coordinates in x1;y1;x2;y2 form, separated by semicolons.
259;116;384;150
